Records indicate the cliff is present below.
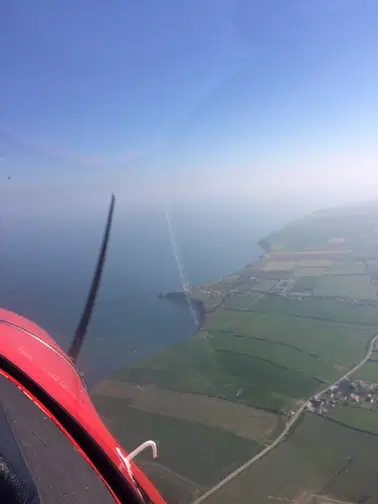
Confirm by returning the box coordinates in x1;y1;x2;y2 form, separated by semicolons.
157;291;206;327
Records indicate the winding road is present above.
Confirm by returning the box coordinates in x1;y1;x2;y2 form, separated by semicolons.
191;334;378;504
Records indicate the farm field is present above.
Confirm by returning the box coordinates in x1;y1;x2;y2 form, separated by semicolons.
328;405;378;434
297;260;333;268
115;308;373;413
353;360;378;382
252;295;378;325
249;278;278;292
200;276;243;296
263;202;378;252
209;349;321;410
365;259;378;273
224;293;263;310
204;413;378;504
314;275;378;300
91;379;280;442
204;308;248;331
324;260;366;275
294;266;328;276
206;310;373;370
91;395;260;490
292;276;318;292
116;334;320;411
262;260;295;272
209;330;337;382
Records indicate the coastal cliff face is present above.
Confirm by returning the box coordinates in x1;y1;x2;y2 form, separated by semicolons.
257;239;272;254
159;291;206;327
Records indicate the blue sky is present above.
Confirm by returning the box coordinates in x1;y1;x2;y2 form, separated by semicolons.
1;0;378;211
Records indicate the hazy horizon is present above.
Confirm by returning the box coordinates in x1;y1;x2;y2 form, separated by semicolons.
2;0;378;217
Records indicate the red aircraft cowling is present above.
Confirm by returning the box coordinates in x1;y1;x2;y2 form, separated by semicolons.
0;307;166;504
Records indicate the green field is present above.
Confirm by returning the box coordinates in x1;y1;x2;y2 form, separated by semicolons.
92;396;260;488
314;274;378;299
209;350;321;410
366;260;378;273
114;309;373;412
325;260;366;275
210;330;337;382
353;360;378;382
328;405;378;434
224;293;263;310
292;276;318;292
265;222;348;251
206;309;373;370
208;276;243;293
294;267;327;276
205;308;248;332
115;335;318;411
115;337;226;397
249;278;278;292
262;203;378;252
205;413;378;504
253;295;378;325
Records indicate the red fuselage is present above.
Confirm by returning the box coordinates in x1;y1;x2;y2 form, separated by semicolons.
0;308;166;504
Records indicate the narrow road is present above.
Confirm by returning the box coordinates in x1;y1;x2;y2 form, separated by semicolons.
192;334;378;504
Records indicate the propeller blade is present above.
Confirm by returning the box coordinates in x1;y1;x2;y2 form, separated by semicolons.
68;194;116;363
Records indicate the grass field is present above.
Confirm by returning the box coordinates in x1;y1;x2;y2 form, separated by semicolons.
297;260;333;267
204;413;378;504
365;260;378;273
114;309;373;412
224;293;263;310
263;261;295;272
208;276;243;293
211;349;320;410
115;335;319;411
353;360;378;382
292;276;318;292
205;308;248;332
249;278;278;292
325;260;366;275
92;379;279;442
294;267;328;276
206;310;374;370
328;405;378;434
92;395;260;489
253;295;378;325
210;330;337;382
262;204;378;252
314;275;378;300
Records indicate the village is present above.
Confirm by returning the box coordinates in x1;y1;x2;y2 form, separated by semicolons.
306;377;378;416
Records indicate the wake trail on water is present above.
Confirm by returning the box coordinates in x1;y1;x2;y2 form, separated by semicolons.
163;200;198;326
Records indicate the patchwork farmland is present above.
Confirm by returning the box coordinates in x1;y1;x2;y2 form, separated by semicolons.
92;202;378;504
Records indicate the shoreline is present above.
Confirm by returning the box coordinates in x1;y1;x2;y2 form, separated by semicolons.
157;237;268;334
157;238;267;332
157;291;206;329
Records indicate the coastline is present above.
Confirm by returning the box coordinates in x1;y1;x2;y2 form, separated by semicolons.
157;291;207;329
158;238;267;331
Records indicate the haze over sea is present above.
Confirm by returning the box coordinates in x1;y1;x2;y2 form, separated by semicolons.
0;196;308;387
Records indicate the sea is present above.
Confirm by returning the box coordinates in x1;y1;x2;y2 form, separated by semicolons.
0;199;304;387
